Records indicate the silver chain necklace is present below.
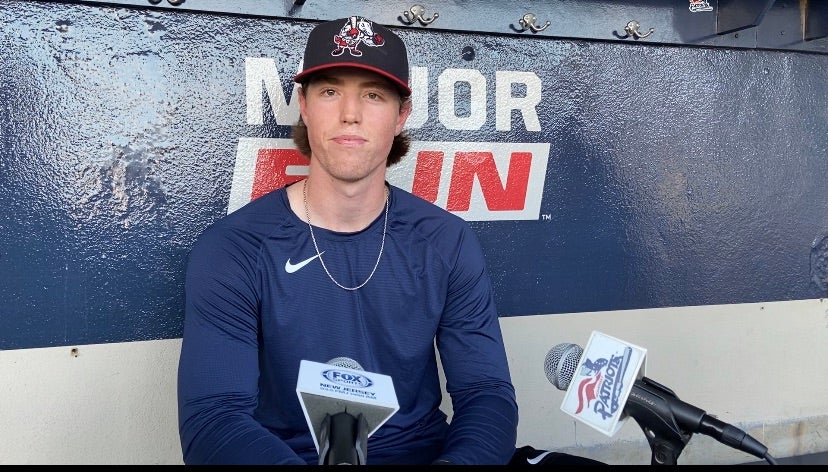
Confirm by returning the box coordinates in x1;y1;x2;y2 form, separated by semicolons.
302;179;388;291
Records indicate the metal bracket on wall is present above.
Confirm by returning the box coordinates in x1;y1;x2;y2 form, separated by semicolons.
513;13;550;33
400;5;439;26
620;20;654;39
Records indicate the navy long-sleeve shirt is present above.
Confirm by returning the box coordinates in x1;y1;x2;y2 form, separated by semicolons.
177;183;518;465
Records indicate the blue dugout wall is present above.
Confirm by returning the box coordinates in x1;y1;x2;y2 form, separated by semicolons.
2;0;826;350
1;1;828;465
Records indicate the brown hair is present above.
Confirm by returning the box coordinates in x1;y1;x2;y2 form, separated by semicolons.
291;82;412;167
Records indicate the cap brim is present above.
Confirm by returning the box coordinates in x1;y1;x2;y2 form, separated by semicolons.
294;62;411;97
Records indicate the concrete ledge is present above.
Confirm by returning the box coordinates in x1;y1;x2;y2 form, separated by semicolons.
552;415;828;465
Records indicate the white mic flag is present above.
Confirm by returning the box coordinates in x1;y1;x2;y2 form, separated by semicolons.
296;359;399;456
556;331;647;436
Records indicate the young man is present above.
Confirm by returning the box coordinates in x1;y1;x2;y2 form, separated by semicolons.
177;16;518;465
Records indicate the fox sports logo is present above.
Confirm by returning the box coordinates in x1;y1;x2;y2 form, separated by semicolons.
322;369;374;388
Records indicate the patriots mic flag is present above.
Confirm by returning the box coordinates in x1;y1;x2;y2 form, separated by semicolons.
544;331;778;465
296;357;399;465
550;331;648;437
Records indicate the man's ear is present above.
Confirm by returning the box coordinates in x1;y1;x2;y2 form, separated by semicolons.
395;98;412;135
297;86;307;121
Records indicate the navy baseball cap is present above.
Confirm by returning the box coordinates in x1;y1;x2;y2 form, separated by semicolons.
293;16;411;97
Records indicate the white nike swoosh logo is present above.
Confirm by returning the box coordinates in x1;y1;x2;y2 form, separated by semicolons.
284;252;324;274
527;451;554;465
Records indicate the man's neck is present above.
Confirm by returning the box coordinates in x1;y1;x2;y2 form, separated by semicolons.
289;177;388;233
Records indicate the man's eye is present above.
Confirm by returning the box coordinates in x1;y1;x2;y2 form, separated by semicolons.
367;92;380;100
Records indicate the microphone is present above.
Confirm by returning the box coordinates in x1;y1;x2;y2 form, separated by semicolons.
320;357;368;465
544;333;773;465
327;356;366;371
319;357;368;465
296;357;399;465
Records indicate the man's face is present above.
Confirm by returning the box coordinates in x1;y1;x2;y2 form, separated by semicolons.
298;67;411;183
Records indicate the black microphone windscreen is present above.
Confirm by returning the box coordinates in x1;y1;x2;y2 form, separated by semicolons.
544;343;583;390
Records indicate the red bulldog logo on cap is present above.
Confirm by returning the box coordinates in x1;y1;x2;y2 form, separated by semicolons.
332;16;385;57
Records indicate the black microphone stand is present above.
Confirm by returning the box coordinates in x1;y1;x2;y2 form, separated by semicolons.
624;377;697;465
318;411;369;465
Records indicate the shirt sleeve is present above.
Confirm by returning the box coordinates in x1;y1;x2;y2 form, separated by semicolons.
176;225;305;465
432;225;519;465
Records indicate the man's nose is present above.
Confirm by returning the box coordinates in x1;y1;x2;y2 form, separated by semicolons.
340;94;361;124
